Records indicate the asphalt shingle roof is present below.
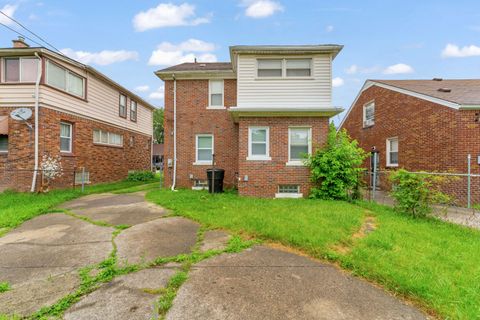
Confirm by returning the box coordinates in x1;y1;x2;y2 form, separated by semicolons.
156;62;232;73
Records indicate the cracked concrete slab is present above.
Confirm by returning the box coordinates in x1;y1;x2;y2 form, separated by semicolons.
116;217;199;265
200;230;231;252
0;213;113;286
166;245;427;320
61;193;167;226
0;271;80;317
64;266;178;320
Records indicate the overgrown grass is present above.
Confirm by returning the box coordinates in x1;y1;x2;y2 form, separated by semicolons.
0;179;158;235
147;189;480;320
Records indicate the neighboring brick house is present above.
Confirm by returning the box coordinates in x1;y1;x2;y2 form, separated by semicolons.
156;44;343;198
340;79;480;204
0;37;155;192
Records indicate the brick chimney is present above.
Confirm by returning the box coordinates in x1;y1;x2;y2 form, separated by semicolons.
12;36;29;48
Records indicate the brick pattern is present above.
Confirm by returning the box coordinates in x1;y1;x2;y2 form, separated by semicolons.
0;106;151;192
341;85;480;205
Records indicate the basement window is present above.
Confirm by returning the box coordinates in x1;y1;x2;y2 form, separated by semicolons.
276;185;302;198
75;171;90;185
0;135;8;153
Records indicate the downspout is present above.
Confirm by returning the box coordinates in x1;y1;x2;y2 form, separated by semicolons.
30;52;42;192
171;74;177;191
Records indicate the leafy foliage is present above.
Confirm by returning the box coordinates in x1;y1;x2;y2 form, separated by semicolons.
153;108;164;144
389;169;452;218
306;124;368;200
126;170;156;182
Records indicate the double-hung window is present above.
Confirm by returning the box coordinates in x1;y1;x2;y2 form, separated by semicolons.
119;94;127;118
286;59;311;77
130;100;137;122
288;127;311;165
257;59;312;78
363;101;375;127
46;60;85;98
386;137;399;167
4;57;39;82
248;127;270;160
209;80;224;107
257;60;283;77
195;134;213;164
93;129;123;147
60;122;73;153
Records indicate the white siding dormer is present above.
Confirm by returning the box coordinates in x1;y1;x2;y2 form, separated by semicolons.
236;54;332;109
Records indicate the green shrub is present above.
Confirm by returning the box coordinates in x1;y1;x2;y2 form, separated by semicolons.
126;170;155;182
306;124;368;200
389;169;452;218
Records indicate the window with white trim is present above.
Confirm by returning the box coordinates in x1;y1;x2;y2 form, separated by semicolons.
119;94;127;118
288;127;311;163
46;60;85;97
278;185;300;194
196;134;213;164
257;58;312;78
130;100;137;122
209;80;224;107
363;101;375;127
386;137;399;167
60;122;72;153
4;57;39;82
286;59;311;77
257;59;283;77
248;127;270;160
93;129;123;147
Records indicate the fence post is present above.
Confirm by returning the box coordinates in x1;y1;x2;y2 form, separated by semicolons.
81;167;85;193
467;154;471;209
372;152;377;202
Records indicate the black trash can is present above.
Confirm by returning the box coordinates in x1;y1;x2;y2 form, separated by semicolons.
206;168;225;193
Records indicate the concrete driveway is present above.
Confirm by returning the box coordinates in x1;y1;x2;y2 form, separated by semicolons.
0;192;428;319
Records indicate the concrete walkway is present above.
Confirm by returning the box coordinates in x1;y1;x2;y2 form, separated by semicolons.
0;192;428;319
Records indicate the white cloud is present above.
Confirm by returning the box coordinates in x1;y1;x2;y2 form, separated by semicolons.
148;39;217;66
332;77;344;87
441;43;480;58
242;0;283;18
0;4;18;25
383;63;414;75
345;64;381;74
149;86;165;100
60;48;139;66
133;3;210;31
325;25;334;33
135;85;150;92
345;64;358;74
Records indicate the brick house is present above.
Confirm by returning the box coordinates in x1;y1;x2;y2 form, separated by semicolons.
156;44;343;198
339;79;480;204
0;37;155;192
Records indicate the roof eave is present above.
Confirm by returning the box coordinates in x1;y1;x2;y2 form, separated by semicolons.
154;69;236;80
229;106;343;122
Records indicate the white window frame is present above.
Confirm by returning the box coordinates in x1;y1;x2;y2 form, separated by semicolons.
194;134;214;165
208;79;225;109
287;127;312;166
130;100;137;122
256;58;313;79
46;60;85;98
3;57;39;83
386;137;399;167
275;185;303;198
60;122;73;153
93;129;123;147
363;101;375;127
247;126;271;161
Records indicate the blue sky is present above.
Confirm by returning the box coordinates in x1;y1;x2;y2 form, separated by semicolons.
1;0;480;122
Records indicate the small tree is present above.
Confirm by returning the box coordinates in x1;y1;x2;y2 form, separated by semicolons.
40;155;63;192
307;124;368;200
389;169;452;218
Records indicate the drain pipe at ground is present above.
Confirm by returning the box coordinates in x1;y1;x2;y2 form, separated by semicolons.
30;52;42;192
171;74;177;191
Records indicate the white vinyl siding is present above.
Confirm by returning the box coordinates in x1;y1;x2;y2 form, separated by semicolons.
209;80;224;107
195;134;213;165
46;60;85;98
93;129;123;147
4;57;39;83
248;127;270;160
60;122;72;153
288;127;311;164
386;137;399;167
363;101;375;127
237;54;331;108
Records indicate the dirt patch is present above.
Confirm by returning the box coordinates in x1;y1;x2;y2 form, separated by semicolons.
331;211;377;255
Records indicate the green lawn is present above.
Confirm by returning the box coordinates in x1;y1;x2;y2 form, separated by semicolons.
0;179;159;235
147;189;480;320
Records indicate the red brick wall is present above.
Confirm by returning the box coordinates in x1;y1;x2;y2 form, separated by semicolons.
341;85;480;205
238;117;329;197
0;106;152;192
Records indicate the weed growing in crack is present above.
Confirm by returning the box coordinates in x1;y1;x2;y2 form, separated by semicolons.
0;282;10;293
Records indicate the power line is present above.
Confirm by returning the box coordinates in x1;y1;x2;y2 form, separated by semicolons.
0;21;45;48
0;10;64;55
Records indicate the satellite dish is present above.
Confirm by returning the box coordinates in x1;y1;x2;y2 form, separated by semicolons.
10;108;33;121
